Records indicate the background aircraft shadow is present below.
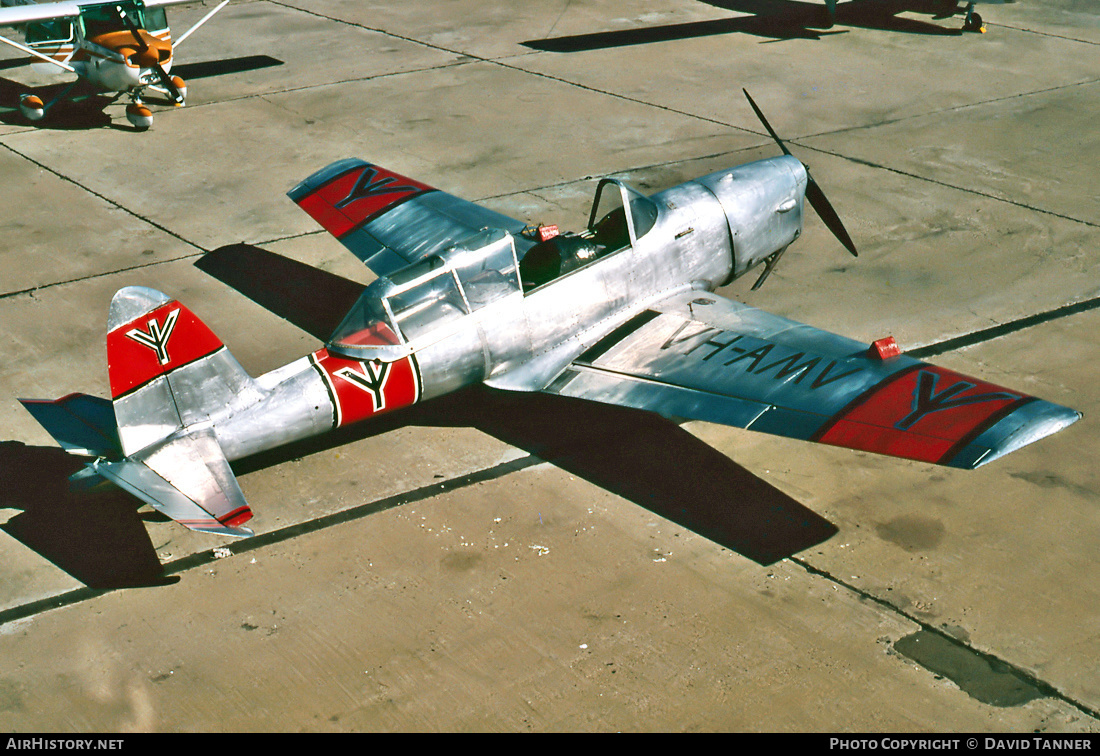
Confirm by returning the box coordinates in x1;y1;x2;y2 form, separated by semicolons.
522;0;961;50
0;78;115;129
0;441;177;588
203;244;838;565
170;54;283;82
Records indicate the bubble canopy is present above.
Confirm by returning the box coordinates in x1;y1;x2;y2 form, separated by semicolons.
327;229;521;360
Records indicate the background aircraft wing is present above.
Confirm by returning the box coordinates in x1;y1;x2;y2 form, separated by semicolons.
0;3;81;28
289;159;528;278
541;290;1080;469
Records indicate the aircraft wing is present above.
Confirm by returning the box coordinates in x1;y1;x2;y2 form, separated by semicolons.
0;0;205;28
288;159;529;279
0;2;80;27
541;290;1080;469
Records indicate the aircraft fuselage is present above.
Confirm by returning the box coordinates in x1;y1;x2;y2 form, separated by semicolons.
204;156;810;464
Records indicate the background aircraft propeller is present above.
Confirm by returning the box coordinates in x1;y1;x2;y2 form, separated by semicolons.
116;4;183;105
743;89;858;257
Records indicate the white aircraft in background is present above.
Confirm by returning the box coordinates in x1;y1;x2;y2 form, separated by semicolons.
0;0;228;129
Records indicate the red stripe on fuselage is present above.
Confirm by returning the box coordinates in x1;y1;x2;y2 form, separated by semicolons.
294;164;433;239
311;348;421;428
308;321;420;428
814;365;1026;464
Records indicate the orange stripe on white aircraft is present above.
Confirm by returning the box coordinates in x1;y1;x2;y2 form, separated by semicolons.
0;0;228;129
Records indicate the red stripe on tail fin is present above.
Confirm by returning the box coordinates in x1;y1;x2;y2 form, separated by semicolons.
107;299;224;398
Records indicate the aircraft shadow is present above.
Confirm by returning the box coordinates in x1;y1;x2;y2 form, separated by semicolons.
233;386;837;566
522;0;961;50
425;388;839;565
196;243;367;342
202;244;838;565
0;77;116;129
170;54;283;81
0;441;177;589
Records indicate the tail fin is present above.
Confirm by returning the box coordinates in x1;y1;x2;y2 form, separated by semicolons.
20;287;261;537
103;286;260;536
107;286;262;457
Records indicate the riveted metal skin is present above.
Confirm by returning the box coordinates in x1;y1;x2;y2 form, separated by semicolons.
21;151;1081;537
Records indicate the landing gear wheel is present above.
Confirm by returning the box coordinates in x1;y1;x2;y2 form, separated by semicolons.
963;12;984;33
18;94;45;122
126;102;153;130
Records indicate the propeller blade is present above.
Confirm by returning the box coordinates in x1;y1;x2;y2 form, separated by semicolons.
743;88;858;257
743;88;790;156
806;176;858;257
153;63;184;104
116;4;150;52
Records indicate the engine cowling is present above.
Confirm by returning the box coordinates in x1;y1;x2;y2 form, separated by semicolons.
694;155;807;279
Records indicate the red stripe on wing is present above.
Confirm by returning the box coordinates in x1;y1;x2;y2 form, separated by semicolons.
814;365;1026;464
294;164;434;239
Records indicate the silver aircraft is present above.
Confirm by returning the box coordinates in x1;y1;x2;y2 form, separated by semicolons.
21;92;1080;537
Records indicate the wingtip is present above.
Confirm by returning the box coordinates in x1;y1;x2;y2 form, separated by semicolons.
966;403;1081;469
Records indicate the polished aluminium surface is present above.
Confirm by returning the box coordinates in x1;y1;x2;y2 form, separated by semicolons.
22;143;1082;537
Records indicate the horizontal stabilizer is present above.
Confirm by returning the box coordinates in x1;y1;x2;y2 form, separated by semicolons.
96;428;253;537
20;393;121;458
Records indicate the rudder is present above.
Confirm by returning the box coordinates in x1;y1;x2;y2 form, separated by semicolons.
107;286;262;456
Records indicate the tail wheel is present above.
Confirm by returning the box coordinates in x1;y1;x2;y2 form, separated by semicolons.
126;102;153;130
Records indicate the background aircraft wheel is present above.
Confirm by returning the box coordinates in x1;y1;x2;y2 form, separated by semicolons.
126;103;153;130
963;12;984;32
18;94;44;122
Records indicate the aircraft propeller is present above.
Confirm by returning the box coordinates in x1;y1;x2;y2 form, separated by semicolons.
116;4;184;105
742;89;858;258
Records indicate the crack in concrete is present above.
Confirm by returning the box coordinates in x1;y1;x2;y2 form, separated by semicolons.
0;6;1096;718
0;142;206;254
790;555;1100;720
